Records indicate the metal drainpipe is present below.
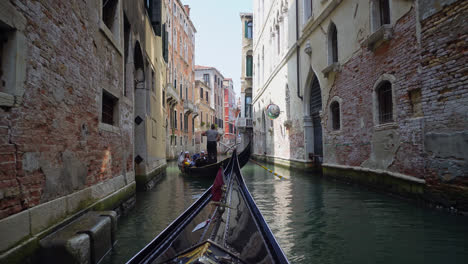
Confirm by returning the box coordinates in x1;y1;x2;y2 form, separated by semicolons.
296;0;303;101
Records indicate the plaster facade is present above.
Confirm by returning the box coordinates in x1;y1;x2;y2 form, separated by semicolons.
164;0;197;159
238;13;254;149
223;79;238;147
124;0;168;184
194;80;215;153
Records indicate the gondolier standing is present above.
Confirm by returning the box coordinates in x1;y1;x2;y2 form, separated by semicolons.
202;124;221;163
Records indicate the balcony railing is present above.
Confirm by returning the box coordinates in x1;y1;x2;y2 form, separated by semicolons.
166;83;180;107
184;100;199;117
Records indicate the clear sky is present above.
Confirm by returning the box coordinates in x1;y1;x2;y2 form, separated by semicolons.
184;0;253;99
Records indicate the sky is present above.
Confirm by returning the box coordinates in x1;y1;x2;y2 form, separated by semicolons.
184;0;253;99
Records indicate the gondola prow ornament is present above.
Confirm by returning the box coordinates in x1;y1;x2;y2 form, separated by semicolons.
266;103;281;119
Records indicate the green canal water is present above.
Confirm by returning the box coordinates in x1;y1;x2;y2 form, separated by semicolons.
102;161;468;264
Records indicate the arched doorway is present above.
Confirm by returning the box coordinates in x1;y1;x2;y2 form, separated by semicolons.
310;77;323;156
304;71;323;160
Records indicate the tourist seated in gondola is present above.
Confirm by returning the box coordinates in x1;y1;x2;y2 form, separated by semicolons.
182;151;193;168
195;151;208;167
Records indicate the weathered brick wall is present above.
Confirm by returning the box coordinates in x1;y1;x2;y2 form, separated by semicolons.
419;0;468;183
0;0;132;219
323;7;426;177
324;0;467;183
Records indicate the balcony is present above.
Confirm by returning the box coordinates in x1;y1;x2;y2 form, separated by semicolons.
237;117;253;128
166;83;179;107
184;100;198;117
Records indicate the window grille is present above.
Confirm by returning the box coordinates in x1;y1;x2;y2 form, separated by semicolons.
377;81;393;123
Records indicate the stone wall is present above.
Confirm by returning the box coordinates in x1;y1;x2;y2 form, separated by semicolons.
0;0;132;222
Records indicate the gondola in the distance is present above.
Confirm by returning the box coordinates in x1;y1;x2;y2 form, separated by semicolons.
127;146;289;264
177;142;251;176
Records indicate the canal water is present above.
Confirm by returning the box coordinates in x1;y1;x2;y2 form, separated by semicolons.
102;161;468;264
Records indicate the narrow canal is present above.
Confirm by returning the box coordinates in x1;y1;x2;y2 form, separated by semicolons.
102;161;468;264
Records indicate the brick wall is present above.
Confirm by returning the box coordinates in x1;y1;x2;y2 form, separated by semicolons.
324;7;424;176
0;0;132;219
324;0;467;184
419;0;468;183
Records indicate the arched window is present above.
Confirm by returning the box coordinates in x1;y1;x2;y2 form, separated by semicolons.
330;101;340;130
328;23;338;64
377;81;393;123
246;21;253;39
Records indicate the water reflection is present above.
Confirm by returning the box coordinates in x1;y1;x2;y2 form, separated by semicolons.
103;161;468;264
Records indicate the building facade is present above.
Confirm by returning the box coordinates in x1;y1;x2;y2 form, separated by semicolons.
127;0;168;189
238;13;254;150
223;79;238;147
194;80;216;152
195;66;225;127
164;0;197;159
252;0;468;210
0;0;168;261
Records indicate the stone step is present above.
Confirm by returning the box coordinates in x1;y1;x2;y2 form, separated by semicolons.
39;211;117;264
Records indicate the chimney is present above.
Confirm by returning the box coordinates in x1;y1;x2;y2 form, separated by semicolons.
184;5;190;17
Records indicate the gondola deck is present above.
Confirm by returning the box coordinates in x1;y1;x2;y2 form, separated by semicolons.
128;147;289;264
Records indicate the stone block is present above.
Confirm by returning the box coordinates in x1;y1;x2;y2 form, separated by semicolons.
67;188;93;215
111;175;126;191
30;196;68;235
90;180;114;200
0;210;30;252
39;211;113;264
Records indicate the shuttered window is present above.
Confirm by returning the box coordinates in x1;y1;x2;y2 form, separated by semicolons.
246;55;253;77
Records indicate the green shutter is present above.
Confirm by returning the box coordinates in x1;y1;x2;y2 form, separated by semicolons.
245;21;248;38
246;56;252;77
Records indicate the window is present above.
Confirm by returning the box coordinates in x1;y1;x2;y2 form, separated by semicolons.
330;101;340;130
200;87;203;99
102;90;118;125
102;0;119;31
203;74;210;85
377;81;393;124
180;83;183;99
180;113;183;131
185;85;188;101
184;115;188;133
245;94;252;118
0;2;26;107
245;21;253;39
304;0;313;21
246;55;253;77
206;92;209;102
277;25;281;54
151;70;155;92
174;110;177;129
162;90;165;107
328;23;338;64
379;0;390;26
145;0;162;35
371;0;391;32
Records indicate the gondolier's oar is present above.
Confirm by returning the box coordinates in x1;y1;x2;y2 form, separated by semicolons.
249;159;287;179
